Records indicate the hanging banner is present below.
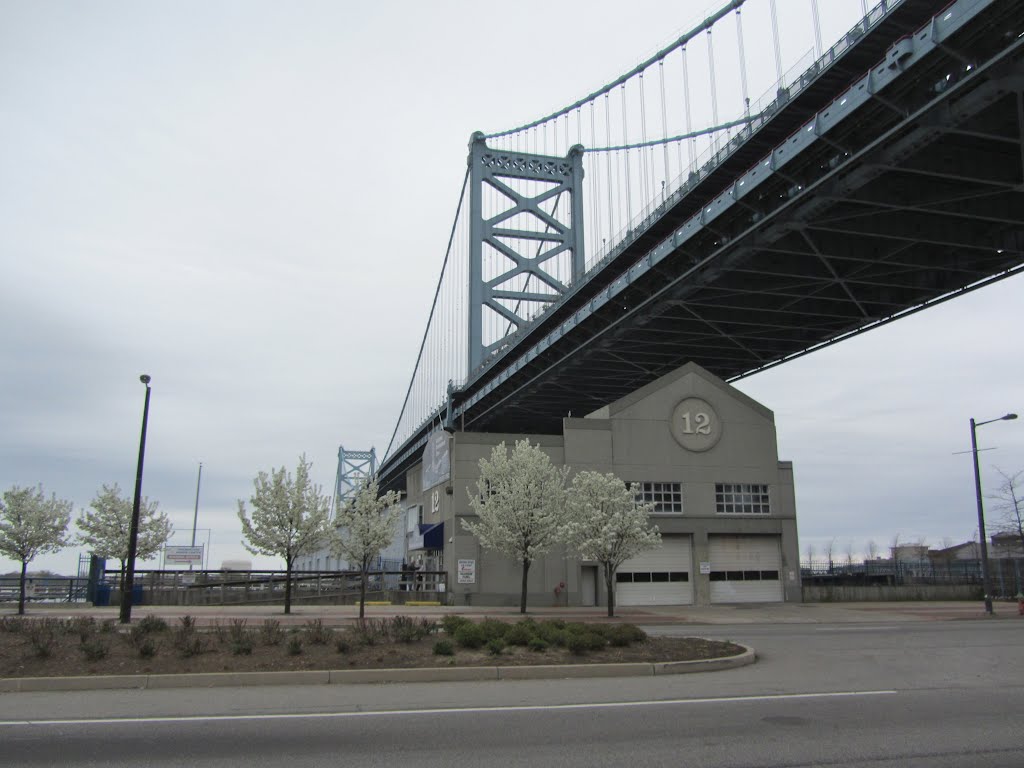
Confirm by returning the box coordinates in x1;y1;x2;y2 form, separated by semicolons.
421;429;451;489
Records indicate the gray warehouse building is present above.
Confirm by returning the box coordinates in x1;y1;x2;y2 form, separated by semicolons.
403;362;801;608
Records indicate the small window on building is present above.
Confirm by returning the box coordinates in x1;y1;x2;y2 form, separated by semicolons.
629;481;683;514
715;483;771;514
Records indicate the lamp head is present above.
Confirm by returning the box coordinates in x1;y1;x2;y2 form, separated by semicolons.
1003;413;1018;421
140;374;151;385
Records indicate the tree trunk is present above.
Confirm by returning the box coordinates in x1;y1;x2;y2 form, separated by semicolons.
17;560;27;616
118;561;127;593
605;563;616;618
284;559;293;615
520;558;531;614
359;558;368;621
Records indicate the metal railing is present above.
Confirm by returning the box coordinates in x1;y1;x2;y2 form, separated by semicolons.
801;558;1024;597
0;577;90;604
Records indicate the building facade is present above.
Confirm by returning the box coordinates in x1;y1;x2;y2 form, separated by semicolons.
404;362;801;607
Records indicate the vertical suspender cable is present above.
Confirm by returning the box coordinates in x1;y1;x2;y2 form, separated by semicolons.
811;0;822;59
736;8;750;120
681;46;694;171
658;60;670;196
639;71;651;212
621;83;632;227
707;28;719;154
861;0;868;17
770;0;783;86
605;93;615;245
589;100;600;256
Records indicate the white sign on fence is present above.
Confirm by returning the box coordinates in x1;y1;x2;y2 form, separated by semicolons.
164;545;204;566
457;559;476;584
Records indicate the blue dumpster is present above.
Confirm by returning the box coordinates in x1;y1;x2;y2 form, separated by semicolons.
94;583;111;606
132;584;144;605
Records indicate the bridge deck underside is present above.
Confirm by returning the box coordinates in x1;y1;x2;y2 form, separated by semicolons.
459;7;1024;436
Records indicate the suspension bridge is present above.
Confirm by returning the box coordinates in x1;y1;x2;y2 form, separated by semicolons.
377;0;1024;490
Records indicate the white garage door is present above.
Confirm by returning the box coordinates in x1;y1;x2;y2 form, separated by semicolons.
709;535;783;603
616;535;693;606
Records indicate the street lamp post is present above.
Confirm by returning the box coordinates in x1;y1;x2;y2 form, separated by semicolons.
119;374;152;624
970;412;1017;615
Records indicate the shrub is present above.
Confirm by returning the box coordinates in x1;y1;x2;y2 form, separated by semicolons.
287;636;303;656
440;614;471;636
70;616;97;643
566;631;606;655
26;619;61;658
607;624;646;647
210;620;227;644
454;623;486;649
136;639;158;659
505;623;534;647
260;619;285;646
137;615;169;634
172;616;204;658
478;618;509;642
304;619;332;645
535;620;569;646
0;616;24;633
335;637;351;654
231;638;254;655
433;640;455;656
99;619;116;634
486;638;505;656
79;639;109;661
389;615;432;643
527;637;549;652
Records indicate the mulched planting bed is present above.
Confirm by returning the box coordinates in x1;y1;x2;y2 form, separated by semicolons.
0;615;745;679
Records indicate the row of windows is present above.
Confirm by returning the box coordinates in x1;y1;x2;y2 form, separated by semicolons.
616;571;690;583
630;481;684;514
709;570;779;582
627;482;772;515
715;483;771;515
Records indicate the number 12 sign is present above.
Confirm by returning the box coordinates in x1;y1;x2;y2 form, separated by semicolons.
670;397;722;452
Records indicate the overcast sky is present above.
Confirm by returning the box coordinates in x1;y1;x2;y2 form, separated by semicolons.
2;1;1021;576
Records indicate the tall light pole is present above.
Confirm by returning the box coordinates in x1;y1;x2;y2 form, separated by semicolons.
970;412;1017;615
119;374;152;624
190;462;202;571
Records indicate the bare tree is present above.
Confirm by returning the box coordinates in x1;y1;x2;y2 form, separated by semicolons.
987;468;1023;556
825;538;836;573
845;540;855;569
866;539;879;561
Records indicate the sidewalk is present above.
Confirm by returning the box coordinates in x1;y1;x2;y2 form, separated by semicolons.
2;599;1016;626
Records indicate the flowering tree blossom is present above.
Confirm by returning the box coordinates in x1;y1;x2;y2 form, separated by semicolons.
564;471;661;617
0;485;73;615
237;455;331;614
331;479;402;619
463;440;569;614
76;483;173;590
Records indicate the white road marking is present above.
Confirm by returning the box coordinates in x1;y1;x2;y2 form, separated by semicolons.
0;690;898;727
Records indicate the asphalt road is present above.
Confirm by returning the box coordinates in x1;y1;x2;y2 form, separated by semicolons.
1;621;1022;768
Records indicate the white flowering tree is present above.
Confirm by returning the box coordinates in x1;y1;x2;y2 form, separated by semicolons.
463;440;569;614
564;471;661;617
0;485;73;615
237;455;331;614
331;479;402;619
76;483;173;591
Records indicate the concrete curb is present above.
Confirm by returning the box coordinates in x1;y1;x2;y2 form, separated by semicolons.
0;644;754;693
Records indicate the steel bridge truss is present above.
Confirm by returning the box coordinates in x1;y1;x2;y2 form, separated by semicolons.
468;133;586;371
451;0;1024;436
381;0;1024;486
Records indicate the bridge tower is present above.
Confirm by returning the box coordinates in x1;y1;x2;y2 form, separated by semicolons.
331;446;376;520
468;132;586;371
